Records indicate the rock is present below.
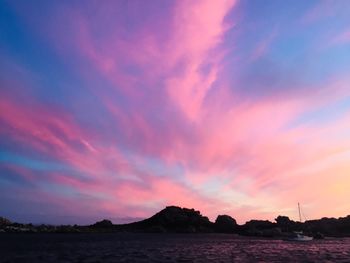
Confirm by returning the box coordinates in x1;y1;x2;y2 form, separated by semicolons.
261;227;282;237
245;228;263;237
145;225;166;233
122;206;214;233
148;206;213;232
244;220;275;229
314;232;325;239
55;225;80;233
0;217;11;226
240;220;276;236
92;219;114;228
214;215;237;233
304;217;342;237
275;216;292;226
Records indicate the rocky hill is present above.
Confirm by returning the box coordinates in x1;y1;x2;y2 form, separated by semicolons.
116;206;215;233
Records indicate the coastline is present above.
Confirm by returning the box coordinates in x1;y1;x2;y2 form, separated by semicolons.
2;206;350;238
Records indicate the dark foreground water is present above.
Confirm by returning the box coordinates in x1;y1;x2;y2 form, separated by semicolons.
1;233;350;262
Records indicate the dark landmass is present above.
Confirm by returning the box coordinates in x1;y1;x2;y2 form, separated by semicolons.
1;206;350;238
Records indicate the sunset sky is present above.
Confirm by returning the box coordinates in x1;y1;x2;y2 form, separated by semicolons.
1;0;350;225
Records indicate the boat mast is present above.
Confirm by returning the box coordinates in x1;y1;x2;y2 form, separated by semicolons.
298;202;302;222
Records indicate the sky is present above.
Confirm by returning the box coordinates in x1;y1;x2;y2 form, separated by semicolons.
1;0;350;225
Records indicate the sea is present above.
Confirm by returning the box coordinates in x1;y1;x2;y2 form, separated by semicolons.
1;233;350;262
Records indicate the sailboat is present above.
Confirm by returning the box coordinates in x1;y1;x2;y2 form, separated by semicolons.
286;203;313;241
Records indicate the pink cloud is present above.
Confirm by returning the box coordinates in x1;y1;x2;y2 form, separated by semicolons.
3;0;350;224
331;30;350;46
40;0;237;122
301;0;347;24
0;93;94;169
249;28;278;61
166;0;236;120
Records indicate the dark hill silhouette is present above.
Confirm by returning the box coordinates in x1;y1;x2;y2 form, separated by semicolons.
115;206;214;233
215;215;237;233
1;206;350;237
92;219;113;228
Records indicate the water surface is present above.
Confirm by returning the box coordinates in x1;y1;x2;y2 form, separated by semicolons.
1;233;350;262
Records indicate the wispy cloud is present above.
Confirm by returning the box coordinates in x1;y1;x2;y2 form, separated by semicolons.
1;0;350;224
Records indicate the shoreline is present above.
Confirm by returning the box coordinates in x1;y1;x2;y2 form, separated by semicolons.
2;206;350;238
